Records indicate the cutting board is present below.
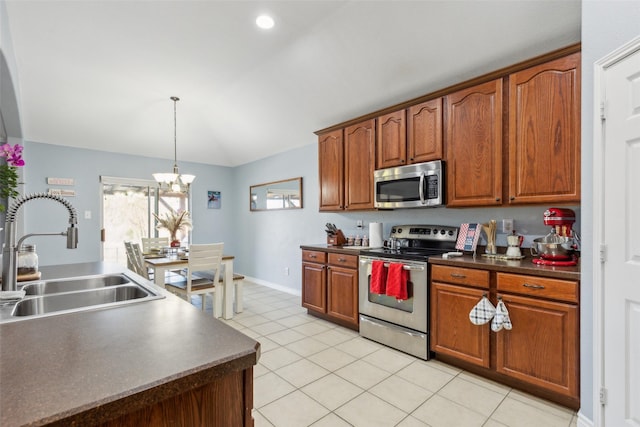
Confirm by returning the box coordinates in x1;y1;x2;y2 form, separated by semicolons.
18;272;41;282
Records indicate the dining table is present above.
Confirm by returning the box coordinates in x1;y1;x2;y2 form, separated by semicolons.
144;254;236;320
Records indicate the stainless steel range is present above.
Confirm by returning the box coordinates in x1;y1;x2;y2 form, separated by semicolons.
358;224;459;360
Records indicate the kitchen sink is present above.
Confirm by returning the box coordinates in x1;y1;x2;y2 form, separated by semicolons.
0;273;164;323
22;274;130;295
12;285;150;317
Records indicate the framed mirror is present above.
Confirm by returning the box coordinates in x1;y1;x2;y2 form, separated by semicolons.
250;177;303;211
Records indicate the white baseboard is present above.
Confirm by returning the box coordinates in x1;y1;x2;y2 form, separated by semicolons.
243;275;301;297
576;411;594;427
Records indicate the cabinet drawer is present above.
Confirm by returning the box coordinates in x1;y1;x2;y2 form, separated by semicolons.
328;253;358;269
497;273;578;303
431;265;489;289
302;250;327;264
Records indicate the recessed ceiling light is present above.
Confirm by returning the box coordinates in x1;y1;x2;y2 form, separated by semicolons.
256;14;274;30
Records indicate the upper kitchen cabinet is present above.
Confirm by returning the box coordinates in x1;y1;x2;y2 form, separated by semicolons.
376;110;406;169
344;119;376;210
318;129;345;211
376;99;443;169
407;98;443;163
446;79;503;207
318;119;375;211
507;53;581;204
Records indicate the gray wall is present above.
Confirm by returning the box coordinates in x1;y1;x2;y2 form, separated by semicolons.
580;0;640;423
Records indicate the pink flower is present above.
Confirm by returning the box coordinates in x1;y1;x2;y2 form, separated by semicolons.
0;143;25;167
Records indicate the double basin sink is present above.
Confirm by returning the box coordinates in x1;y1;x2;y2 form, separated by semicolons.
1;273;164;323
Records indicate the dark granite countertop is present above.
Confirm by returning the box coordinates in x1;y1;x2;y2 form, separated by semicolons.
428;253;581;281
301;244;580;281
0;262;260;427
300;244;371;255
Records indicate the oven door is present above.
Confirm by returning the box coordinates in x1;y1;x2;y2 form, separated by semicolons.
358;256;428;332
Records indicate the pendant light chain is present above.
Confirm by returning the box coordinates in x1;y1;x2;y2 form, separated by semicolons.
172;96;179;169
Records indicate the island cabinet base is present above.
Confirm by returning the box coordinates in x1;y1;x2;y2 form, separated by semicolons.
96;368;254;427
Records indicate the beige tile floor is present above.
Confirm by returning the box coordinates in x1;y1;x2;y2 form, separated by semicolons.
201;281;578;427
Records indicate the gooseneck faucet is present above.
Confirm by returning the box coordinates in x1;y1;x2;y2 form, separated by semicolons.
2;193;79;292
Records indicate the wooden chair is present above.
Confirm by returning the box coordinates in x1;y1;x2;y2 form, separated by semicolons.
141;237;169;254
164;243;224;318
124;241;150;279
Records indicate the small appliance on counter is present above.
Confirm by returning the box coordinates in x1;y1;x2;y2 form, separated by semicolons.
531;208;579;266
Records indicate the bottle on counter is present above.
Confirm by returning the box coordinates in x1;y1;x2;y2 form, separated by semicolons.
362;235;369;247
355;235;362;246
18;244;39;276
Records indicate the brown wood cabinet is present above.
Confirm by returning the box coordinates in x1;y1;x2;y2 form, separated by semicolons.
431;265;491;367
495;273;579;399
507;52;581;204
318;119;375;211
376;110;406;169
445;79;503;207
430;265;580;408
408;98;443;164
318;129;344;211
344;119;376;210
301;250;359;329
376;99;443;169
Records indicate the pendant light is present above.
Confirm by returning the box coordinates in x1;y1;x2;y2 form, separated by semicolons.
153;96;195;191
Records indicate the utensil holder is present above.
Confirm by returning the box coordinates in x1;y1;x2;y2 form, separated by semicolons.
327;230;347;246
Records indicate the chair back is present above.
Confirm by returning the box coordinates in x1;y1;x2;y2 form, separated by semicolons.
187;243;224;291
124;241;148;279
141;237;169;254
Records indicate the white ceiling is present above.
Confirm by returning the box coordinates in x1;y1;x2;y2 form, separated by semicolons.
3;0;581;167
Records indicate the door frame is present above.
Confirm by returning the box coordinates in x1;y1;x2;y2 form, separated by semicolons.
592;34;640;427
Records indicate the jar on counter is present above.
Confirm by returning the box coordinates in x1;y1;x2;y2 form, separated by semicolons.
18;244;38;276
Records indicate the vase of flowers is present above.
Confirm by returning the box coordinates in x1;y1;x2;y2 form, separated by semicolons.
0;143;25;213
153;210;192;247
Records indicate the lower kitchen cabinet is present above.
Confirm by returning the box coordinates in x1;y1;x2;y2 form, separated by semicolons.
302;250;359;330
430;265;580;409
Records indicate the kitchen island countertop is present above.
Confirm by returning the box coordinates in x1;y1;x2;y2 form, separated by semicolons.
0;262;260;427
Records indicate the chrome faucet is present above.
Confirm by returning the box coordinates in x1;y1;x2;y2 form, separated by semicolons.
2;193;78;292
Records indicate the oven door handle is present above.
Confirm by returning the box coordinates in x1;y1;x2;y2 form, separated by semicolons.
359;259;425;271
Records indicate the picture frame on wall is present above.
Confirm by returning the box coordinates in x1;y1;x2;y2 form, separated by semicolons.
207;191;221;209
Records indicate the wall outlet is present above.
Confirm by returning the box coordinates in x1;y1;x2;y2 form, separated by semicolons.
502;219;514;233
356;220;363;229
284;267;290;276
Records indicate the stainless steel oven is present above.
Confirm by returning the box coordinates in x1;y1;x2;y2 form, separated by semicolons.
358;225;459;360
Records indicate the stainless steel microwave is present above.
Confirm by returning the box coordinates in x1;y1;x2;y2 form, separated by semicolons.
374;160;444;209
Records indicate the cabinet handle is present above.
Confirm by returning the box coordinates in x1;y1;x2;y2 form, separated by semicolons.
510;196;515;201
523;283;545;289
495;198;501;202
309;254;317;259
450;273;466;279
338;257;346;262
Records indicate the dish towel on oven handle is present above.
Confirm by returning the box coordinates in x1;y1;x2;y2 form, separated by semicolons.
491;299;513;332
469;295;496;325
386;262;409;301
370;260;387;294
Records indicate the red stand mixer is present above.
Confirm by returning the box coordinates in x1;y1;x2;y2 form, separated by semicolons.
531;208;579;266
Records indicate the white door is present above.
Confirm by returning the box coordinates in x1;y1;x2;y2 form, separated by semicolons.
600;39;640;426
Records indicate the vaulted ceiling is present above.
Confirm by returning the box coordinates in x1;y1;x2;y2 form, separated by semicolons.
3;1;581;167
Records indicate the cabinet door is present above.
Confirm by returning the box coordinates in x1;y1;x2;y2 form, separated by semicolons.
376;110;406;169
495;293;578;399
327;265;359;326
508;53;581;204
344;119;376;210
302;262;326;313
431;282;490;368
408;98;443;163
445;79;503;207
318;129;344;211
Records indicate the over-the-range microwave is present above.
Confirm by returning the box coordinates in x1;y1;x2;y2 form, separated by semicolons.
374;160;444;209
